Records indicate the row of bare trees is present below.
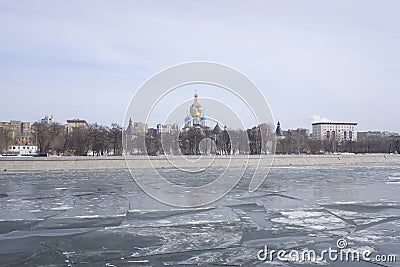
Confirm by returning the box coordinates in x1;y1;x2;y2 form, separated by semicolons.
276;134;400;154
29;122;123;156
124;124;276;155
3;120;398;155
179;128;232;155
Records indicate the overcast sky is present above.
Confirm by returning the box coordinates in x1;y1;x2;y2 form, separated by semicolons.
0;1;399;132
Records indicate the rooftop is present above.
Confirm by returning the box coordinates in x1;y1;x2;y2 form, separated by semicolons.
312;122;358;126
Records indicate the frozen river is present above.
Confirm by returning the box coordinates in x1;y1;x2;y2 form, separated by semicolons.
0;164;399;266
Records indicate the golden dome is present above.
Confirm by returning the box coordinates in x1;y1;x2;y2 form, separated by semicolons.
191;107;201;117
190;91;203;118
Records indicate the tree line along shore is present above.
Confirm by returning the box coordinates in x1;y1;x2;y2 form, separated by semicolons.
1;121;399;157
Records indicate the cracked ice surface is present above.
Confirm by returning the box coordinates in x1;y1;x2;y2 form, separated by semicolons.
0;164;399;266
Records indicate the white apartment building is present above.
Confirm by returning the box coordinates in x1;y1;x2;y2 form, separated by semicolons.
312;122;358;142
156;123;180;134
41;115;54;124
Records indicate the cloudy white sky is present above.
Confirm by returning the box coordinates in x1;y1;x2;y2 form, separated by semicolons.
0;1;399;132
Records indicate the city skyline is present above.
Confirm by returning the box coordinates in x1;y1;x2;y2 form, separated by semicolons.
2;115;400;137
1;1;399;132
0;113;368;131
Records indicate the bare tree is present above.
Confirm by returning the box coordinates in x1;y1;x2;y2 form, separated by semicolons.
179;128;205;155
0;127;13;153
109;123;122;156
65;127;89;156
32;122;51;153
32;122;66;154
88;123;109;156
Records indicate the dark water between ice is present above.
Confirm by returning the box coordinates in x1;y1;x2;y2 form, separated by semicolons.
0;164;399;266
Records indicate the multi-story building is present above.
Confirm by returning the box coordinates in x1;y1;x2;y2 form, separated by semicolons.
358;131;399;140
284;128;310;138
312;122;358;142
147;128;158;137
124;119;148;139
41;115;54;124
65;119;89;134
125;119;148;135
156;123;180;134
133;121;148;135
0;120;33;145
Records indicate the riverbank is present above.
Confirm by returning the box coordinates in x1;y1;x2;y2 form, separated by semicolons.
0;154;399;172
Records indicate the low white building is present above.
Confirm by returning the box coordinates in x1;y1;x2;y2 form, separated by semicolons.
8;145;38;155
312;122;358;142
